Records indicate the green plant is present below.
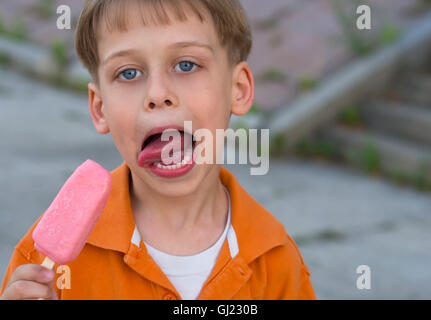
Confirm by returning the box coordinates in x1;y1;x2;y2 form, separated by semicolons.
69;80;89;94
378;221;397;231
359;140;381;173
36;0;55;19
378;22;400;45
296;138;337;159
339;105;363;126
385;166;431;192
315;141;337;158
249;102;262;115
259;68;287;84
231;118;249;131
12;21;28;40
293;235;313;246
344;139;381;173
298;75;318;93
50;40;69;70
387;169;410;185
332;0;374;56
411;161;431;190
0;14;4;33
0;19;28;41
0;52;10;65
316;229;346;241
270;133;288;154
294;229;346;246
411;173;427;190
333;0;401;55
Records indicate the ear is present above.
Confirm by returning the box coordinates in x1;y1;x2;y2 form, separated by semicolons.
88;82;110;134
231;61;255;117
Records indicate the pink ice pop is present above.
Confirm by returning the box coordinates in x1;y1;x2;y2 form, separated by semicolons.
32;160;112;268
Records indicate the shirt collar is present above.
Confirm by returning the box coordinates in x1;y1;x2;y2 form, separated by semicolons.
87;162;287;263
86;162;135;253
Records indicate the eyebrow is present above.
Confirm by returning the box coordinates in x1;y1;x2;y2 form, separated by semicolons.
102;41;214;66
169;41;214;53
102;49;141;66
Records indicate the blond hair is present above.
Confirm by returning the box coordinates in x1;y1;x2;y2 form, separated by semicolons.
74;0;252;82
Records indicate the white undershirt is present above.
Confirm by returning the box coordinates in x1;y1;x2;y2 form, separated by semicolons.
132;186;232;300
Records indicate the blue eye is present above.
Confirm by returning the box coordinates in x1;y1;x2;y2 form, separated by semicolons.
175;61;197;72
118;69;142;80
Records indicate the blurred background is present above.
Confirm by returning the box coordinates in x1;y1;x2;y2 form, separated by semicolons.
0;0;430;299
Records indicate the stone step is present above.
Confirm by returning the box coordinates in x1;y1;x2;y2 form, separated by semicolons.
359;100;431;145
398;72;431;91
319;125;431;178
388;72;431;107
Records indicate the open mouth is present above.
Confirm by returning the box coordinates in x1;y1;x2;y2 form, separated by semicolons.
138;128;196;173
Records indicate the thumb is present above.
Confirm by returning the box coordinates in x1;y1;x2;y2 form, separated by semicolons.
47;278;59;300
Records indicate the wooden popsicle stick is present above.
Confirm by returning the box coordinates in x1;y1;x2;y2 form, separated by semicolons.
41;257;55;270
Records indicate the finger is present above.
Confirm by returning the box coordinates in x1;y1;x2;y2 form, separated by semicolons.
46;279;59;300
7;264;54;287
6;280;52;300
22;281;58;300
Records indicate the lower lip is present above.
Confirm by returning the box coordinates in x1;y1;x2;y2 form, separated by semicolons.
146;152;196;179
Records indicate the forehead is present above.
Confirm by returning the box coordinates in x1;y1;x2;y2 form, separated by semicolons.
96;1;220;53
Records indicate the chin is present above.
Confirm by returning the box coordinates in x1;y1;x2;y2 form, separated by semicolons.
150;174;202;198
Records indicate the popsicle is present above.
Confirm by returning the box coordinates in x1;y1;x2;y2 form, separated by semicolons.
32;159;112;269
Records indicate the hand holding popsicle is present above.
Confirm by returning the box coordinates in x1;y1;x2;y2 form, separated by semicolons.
1;160;112;300
0;264;57;300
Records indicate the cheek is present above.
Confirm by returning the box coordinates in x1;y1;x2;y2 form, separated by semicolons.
180;73;231;124
102;84;142;125
184;82;230;162
103;94;141;150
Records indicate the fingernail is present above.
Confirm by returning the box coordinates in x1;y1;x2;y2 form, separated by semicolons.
42;269;54;281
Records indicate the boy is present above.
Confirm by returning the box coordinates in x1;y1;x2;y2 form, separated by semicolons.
0;0;315;300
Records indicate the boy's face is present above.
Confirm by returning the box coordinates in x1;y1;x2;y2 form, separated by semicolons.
88;6;253;197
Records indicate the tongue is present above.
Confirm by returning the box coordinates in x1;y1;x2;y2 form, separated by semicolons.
139;131;193;166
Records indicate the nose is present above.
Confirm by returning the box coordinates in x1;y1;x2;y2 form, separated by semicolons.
144;71;177;111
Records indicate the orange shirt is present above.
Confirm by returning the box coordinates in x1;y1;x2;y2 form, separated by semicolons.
0;162;316;300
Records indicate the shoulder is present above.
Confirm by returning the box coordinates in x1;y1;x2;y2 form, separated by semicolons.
13;216;45;264
253;233;315;299
264;232;310;276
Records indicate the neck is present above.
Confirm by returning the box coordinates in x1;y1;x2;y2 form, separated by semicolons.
130;165;228;235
